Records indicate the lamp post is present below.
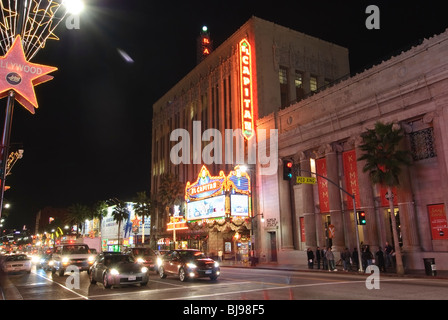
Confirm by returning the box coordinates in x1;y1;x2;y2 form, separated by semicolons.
0;0;84;220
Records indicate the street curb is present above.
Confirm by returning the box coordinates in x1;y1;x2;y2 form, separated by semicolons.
0;277;23;300
221;264;448;280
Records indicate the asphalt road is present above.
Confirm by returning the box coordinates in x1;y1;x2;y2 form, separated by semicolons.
4;265;448;301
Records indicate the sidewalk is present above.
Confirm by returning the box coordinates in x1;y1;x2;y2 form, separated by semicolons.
2;261;447;300
219;259;448;279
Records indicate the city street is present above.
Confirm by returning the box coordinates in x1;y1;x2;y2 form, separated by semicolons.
3;265;448;301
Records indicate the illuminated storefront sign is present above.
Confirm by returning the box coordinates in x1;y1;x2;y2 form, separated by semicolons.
185;165;252;222
239;38;254;140
185;165;226;201
167;216;188;231
186;195;226;221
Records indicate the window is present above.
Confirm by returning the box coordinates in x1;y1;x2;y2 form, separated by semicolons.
279;66;289;108
279;67;288;84
295;71;304;100
310;76;318;92
409;127;437;161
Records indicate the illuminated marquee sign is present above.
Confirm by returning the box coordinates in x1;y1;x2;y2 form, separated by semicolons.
167;216;188;231
185;165;226;201
239;38;254;140
0;36;57;114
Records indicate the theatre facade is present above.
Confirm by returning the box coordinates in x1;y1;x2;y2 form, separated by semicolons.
151;17;349;259
256;28;448;270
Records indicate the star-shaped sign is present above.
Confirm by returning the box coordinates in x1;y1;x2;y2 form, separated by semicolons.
0;35;57;114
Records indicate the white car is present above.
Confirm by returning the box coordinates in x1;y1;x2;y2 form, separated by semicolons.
51;243;96;276
1;254;32;273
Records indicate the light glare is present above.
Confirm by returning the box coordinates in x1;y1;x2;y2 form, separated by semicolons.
64;0;85;15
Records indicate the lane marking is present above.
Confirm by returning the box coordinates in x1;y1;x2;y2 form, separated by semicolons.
32;270;90;300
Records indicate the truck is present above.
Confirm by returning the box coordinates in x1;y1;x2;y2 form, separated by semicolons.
51;242;97;276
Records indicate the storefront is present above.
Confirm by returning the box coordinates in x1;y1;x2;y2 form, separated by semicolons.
100;203;151;251
179;165;252;261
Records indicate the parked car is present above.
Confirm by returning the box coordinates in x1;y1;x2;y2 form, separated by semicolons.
1;254;32;273
89;252;149;289
124;247;158;272
158;249;220;282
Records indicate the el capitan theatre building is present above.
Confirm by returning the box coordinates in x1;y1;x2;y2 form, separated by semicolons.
151;17;350;259
257;27;448;270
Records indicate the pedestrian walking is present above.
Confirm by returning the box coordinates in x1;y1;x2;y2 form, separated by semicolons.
375;246;386;272
341;248;351;272
322;247;328;271
352;247;359;271
315;247;322;269
325;247;336;271
307;248;314;269
384;241;394;269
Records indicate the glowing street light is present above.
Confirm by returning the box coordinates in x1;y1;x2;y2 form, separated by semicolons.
63;0;85;15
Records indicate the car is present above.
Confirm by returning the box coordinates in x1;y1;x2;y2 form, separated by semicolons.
124;247;158;272
1;254;32;273
38;252;54;271
51;243;96;276
89;252;149;289
158;249;220;282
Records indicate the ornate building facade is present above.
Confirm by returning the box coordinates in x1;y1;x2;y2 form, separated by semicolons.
150;17;349;258
256;28;448;270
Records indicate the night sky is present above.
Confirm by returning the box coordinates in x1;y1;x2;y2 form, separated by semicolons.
3;0;448;229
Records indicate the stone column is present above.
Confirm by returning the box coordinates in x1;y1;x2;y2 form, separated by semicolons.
397;122;421;253
353;136;380;250
299;151;317;248
324;144;345;252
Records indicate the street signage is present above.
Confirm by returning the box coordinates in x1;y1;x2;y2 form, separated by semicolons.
296;176;317;184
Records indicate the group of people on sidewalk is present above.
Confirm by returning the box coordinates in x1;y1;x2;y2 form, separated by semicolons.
306;242;396;272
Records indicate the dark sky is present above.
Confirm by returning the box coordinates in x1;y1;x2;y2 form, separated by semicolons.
3;0;448;229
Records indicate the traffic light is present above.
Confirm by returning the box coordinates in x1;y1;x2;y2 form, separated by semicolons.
283;160;293;180
357;210;367;225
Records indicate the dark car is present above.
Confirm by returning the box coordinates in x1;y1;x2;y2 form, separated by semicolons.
89;252;149;289
124;247;158;272
158;249;220;282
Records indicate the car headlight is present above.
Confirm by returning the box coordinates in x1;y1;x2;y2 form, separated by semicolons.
137;258;145;264
214;261;220;268
48;260;54;266
62;257;69;264
156;257;163;267
88;255;95;264
141;267;148;273
110;268;119;275
186;263;197;269
31;256;40;263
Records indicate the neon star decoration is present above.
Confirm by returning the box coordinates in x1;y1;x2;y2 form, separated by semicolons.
0;35;57;113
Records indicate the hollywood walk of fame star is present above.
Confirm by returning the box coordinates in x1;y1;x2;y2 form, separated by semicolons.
0;35;57;114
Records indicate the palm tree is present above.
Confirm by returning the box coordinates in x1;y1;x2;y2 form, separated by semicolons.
357;121;412;275
133;191;151;245
66;203;91;238
157;172;184;225
91;200;108;237
111;200;130;251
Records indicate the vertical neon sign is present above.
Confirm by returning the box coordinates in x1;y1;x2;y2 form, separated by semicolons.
239;39;254;140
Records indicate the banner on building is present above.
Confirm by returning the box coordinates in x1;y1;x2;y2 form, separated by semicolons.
427;204;448;240
342;150;361;210
316;158;330;213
